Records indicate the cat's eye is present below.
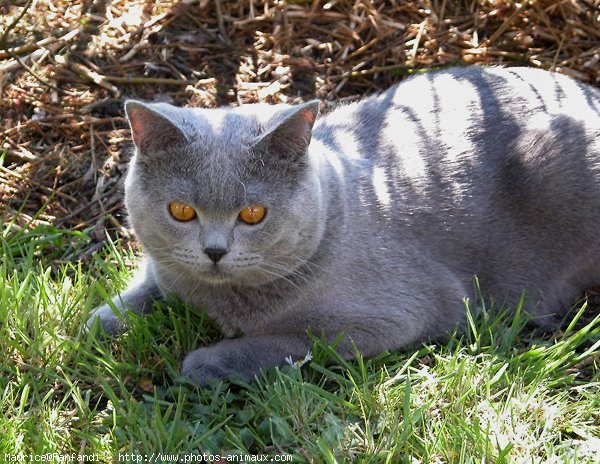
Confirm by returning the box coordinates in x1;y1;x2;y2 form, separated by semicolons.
169;202;197;222
239;205;267;225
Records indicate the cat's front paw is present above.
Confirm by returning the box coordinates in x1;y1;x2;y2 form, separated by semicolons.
181;336;306;386
181;347;241;385
86;304;127;335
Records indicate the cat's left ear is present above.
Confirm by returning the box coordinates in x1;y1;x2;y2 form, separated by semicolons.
256;101;320;161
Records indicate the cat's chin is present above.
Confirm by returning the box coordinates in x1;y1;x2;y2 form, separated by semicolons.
193;266;285;287
196;271;266;286
194;266;236;285
198;274;232;285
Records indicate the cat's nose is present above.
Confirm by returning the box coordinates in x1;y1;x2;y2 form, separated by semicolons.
203;247;228;264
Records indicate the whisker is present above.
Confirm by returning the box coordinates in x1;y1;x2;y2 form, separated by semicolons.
259;261;321;293
254;265;304;292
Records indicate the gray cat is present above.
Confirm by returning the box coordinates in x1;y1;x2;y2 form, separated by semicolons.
87;66;600;384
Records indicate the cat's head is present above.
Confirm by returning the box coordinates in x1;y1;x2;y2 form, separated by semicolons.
123;99;325;286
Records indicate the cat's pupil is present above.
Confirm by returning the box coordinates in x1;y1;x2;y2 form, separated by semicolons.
239;205;267;225
169;202;196;222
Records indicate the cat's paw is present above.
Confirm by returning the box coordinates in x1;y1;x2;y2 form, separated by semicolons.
86;304;127;335
180;337;302;385
181;346;245;385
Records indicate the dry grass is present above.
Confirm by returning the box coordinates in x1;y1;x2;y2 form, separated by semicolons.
1;0;599;248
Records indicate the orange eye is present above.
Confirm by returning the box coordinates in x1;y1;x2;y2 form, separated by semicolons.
169;202;197;222
239;205;267;225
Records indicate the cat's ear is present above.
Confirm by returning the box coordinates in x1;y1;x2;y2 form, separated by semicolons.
124;100;188;153
256;101;320;161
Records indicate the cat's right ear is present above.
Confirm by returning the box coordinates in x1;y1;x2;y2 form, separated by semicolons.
124;101;188;153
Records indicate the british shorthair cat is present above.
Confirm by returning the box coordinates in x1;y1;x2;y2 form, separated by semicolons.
88;66;600;384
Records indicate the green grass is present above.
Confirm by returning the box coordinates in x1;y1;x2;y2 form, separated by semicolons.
0;216;598;463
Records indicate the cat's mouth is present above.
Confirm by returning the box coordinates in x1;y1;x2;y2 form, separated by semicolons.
160;251;269;284
198;262;252;284
197;262;281;286
201;267;231;283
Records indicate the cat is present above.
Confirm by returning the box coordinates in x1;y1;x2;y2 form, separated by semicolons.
87;66;600;385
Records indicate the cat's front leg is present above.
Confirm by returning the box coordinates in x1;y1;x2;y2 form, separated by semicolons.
181;334;311;385
87;259;162;335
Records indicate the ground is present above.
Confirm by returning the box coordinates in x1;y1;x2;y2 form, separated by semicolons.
1;0;599;461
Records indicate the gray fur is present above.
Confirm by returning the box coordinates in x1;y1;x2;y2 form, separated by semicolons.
87;66;600;384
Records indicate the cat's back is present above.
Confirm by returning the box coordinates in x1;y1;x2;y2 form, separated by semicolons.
313;66;600;166
310;66;600;286
310;67;600;320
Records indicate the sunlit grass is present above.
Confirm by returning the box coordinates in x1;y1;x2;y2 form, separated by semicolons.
0;216;598;462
